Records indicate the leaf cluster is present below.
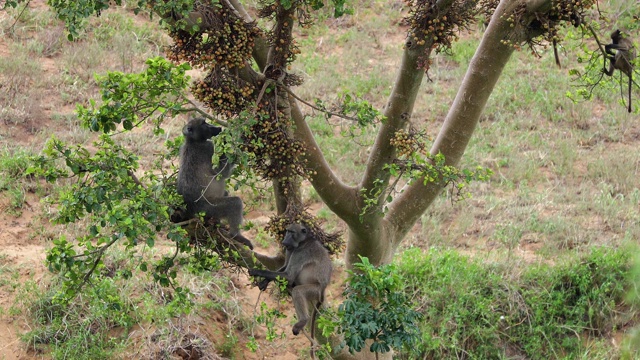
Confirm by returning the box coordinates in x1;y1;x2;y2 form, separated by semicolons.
1;0;24;10
45;0;200;40
78;57;193;133
391;152;493;197
358;150;493;221
28;133;189;300
259;0;352;24
321;256;422;355
24;39;271;302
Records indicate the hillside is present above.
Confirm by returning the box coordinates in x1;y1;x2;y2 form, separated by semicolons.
1;1;639;359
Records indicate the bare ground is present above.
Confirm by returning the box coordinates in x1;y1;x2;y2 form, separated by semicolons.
2;1;640;359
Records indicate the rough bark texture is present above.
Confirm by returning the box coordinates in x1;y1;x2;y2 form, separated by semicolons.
387;0;520;241
207;0;559;358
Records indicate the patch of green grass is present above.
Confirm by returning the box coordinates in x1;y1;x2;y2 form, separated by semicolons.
60;40;109;83
55;70;94;107
306;114;377;184
493;221;523;252
448;37;478;66
0;148;31;182
19;277;133;360
0;148;34;215
396;247;634;360
0;254;18;289
0;48;43;126
588;151;640;196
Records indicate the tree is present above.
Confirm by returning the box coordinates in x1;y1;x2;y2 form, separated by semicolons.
6;0;636;357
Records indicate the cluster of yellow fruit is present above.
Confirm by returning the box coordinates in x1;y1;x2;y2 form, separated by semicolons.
390;129;426;158
166;5;259;70
191;71;255;118
241;105;308;180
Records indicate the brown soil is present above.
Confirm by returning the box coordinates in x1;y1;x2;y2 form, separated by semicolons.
0;195;48;359
0;8;301;360
2;1;639;359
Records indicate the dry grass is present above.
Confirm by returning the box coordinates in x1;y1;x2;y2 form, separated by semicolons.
0;0;638;358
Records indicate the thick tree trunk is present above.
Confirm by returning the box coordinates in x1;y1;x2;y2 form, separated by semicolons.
321;4;533;360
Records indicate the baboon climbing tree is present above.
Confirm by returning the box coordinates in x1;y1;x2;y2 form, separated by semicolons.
14;0;636;357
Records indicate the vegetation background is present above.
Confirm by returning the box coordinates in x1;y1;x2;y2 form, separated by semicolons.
0;0;639;359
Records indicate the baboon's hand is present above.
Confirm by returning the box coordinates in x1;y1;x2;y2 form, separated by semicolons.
248;269;270;291
257;279;270;291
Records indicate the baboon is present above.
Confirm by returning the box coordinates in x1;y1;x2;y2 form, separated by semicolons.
177;117;252;249
249;223;332;338
604;29;636;113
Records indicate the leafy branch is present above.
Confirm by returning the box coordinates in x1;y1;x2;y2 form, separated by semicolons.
78;57;199;134
285;87;384;126
358;151;493;221
318;256;422;355
28;133;190;301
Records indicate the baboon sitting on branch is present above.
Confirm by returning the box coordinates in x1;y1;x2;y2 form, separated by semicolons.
176;117;252;249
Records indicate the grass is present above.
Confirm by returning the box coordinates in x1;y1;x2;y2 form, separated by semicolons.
0;148;37;215
19;278;133;360
0;0;639;359
10;244;252;360
396;247;636;359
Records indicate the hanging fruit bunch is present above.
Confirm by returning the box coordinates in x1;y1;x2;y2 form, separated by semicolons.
165;0;342;253
404;0;498;70
166;1;260;118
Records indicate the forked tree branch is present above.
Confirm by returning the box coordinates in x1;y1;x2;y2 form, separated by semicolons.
359;0;459;225
387;0;530;240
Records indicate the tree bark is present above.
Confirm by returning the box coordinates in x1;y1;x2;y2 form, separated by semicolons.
387;0;520;242
322;0;544;356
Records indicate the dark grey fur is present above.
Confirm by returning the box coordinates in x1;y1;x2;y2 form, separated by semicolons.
249;223;332;336
177;117;252;248
604;29;636;113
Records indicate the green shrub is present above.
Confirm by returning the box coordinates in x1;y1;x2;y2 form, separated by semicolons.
396;247;632;359
320;256;422;356
21;277;134;360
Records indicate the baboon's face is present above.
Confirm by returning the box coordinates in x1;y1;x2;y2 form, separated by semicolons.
183;118;222;142
282;223;308;251
611;30;622;42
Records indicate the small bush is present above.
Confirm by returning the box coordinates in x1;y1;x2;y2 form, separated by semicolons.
21;277;134;360
396;247;633;359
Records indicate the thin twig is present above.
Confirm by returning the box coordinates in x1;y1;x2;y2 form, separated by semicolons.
127;170;147;190
585;24;607;61
283;86;368;123
185;98;228;126
8;0;31;33
172;218;196;227
301;328;319;360
73;237;119;294
254;79;276;113
70;237;119;259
